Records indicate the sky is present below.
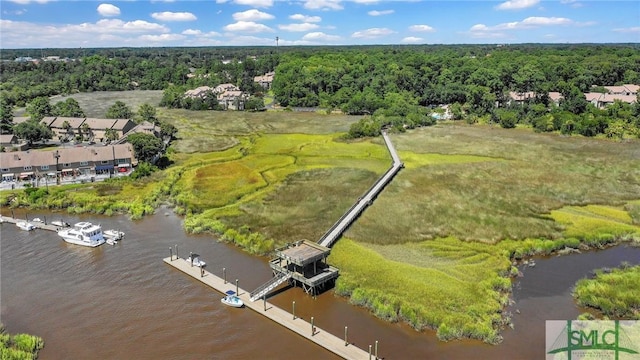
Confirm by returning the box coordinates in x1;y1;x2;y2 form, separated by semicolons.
0;0;638;49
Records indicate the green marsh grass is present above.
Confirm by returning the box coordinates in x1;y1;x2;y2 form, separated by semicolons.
573;265;640;319
5;95;640;343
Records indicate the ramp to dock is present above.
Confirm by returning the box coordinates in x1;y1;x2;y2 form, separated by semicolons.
249;271;292;302
164;257;370;359
318;130;403;248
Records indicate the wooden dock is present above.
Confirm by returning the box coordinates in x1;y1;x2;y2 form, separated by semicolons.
164;257;371;360
0;215;61;232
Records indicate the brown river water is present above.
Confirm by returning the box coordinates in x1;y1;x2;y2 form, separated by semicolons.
1;209;639;359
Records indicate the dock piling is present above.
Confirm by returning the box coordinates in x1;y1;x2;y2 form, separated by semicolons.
200;264;204;277
292;301;296;320
375;340;378;359
169;247;173;261
175;245;178;260
263;295;266;311
190;252;193;267
345;326;348;346
311;317;315;336
369;345;372;360
235;279;238;295
223;268;226;283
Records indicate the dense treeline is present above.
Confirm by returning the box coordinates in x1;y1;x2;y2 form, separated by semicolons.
0;47;279;107
270;44;640;137
2;44;639;137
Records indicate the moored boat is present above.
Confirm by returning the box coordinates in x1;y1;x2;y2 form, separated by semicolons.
186;253;206;267
57;222;106;247
16;221;35;231
104;229;125;241
221;291;244;308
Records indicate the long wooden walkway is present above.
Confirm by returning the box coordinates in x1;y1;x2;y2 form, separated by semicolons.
164;257;371;360
318;130;403;248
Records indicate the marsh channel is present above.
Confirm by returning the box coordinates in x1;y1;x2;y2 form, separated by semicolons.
1;209;638;359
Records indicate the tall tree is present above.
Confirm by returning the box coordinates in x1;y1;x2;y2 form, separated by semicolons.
26;96;52;121
13;120;54;145
105;101;133;119
137;103;157;124
52;98;86;117
0;97;14;134
127;133;163;162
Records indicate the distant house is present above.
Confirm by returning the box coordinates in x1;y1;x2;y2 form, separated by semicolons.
213;83;240;94
217;90;248;110
254;72;275;90
584;92;637;109
49;116;86;141
184;86;214;99
600;84;639;96
548;92;563;105
0;134;20;149
508;91;536;105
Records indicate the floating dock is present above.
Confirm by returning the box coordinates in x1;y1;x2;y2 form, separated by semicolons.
163;256;370;360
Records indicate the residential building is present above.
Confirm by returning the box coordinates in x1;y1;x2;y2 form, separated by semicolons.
0;144;136;182
254;72;275;89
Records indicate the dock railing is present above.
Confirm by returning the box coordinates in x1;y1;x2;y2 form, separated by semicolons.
249;270;293;302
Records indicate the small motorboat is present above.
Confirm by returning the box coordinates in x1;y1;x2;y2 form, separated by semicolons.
221;291;244;308
16;221;35;231
32;218;44;223
106;237;118;245
104;229;125;241
186;253;206;267
51;220;70;227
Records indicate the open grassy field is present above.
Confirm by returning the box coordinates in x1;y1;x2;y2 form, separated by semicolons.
5;93;640;343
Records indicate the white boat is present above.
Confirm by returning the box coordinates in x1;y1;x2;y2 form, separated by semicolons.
104;229;125;241
186;254;206;267
106;238;117;246
16;221;35;231
221;291;244;308
57;221;106;247
32;217;44;223
51;220;70;227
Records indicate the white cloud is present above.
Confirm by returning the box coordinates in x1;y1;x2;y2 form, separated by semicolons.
232;9;274;21
151;12;197;22
289;14;321;23
182;29;202;35
495;0;539;10
278;23;319;32
0;18;171;48
302;32;341;42
223;21;274;33
409;24;434;32
303;0;343;11
560;0;582;6
215;0;272;6
353;0;379;3
97;4;120;17
368;10;394;16
401;36;423;44
470;16;573;33
351;27;395;38
613;27;640;33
